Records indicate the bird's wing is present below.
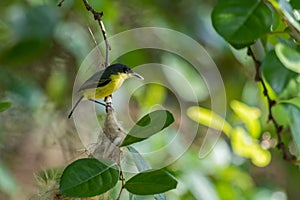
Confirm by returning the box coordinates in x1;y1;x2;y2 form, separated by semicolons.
78;70;112;91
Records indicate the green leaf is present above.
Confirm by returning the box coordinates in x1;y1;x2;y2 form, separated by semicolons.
127;146;167;200
282;104;300;159
212;0;273;49
262;50;297;94
121;110;174;147
275;43;300;73
272;104;290;126
280;96;300;108
60;158;119;198
124;169;177;195
0;101;11;112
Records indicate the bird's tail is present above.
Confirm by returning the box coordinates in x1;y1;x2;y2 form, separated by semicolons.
68;96;84;118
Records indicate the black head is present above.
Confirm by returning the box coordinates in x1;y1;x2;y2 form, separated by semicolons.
105;64;132;75
105;63;143;79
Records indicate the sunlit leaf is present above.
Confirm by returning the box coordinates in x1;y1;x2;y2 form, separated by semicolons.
231;127;271;167
0;101;11;112
46;69;68;105
230;100;261;138
60;158;119;197
250;146;272;167
121;110;174;147
187;106;232;137
211;0;273;49
124;169;177;195
134;83;167;111
275;43;300;73
262;50;297;94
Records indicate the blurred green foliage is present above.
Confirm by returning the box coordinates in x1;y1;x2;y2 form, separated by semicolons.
1;0;300;199
188;101;271;167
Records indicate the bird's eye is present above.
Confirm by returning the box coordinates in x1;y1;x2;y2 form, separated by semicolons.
123;68;128;73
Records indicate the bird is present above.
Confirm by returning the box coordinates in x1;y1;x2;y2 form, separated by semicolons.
68;63;143;118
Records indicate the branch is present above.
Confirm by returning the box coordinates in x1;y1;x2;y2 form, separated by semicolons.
116;167;125;200
81;0;112;106
58;0;112;108
247;47;296;162
91;108;126;199
58;0;110;67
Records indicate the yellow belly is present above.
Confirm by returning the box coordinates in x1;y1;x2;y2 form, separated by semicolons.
82;74;125;100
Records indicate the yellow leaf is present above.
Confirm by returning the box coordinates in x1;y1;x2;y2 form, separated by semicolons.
231;127;271;167
230;100;261;138
187;106;232;137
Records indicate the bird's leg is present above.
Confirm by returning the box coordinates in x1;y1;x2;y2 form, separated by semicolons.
104;95;113;113
88;98;106;107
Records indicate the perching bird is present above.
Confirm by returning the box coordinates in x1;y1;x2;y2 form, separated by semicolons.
68;63;143;118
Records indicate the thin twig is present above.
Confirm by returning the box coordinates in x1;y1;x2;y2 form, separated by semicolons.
116;150;125;200
57;0;111;66
82;0;111;67
57;0;65;7
247;47;296;162
87;26;102;58
116;163;125;200
99;19;111;67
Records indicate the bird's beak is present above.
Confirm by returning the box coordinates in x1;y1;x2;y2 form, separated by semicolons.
130;72;144;80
